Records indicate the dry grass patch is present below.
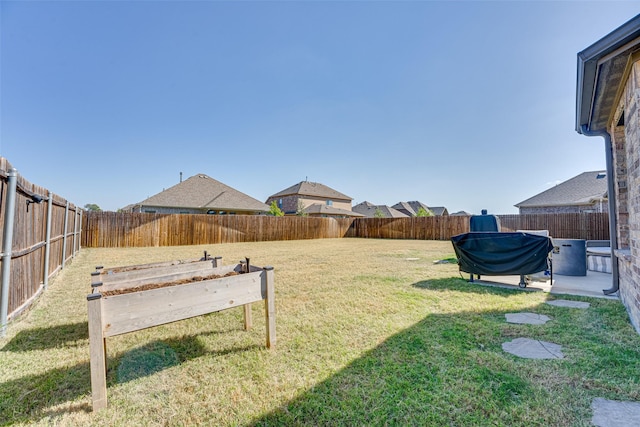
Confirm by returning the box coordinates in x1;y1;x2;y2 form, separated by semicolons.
0;238;637;426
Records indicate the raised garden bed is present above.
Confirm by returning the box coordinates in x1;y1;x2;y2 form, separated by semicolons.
87;254;275;411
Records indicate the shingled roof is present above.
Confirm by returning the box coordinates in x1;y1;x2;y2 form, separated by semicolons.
137;173;269;212
353;201;409;218
392;201;438;216
303;204;364;217
268;181;352;201
428;206;449;216
515;171;608;208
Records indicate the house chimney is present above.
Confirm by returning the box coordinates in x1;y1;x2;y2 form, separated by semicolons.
180;172;183;183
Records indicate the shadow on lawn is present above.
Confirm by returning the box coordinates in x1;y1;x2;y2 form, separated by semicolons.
412;277;526;297
1;321;88;352
250;279;594;426
0;330;259;425
249;307;541;426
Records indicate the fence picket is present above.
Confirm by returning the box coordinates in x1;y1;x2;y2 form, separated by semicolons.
0;158;81;328
82;212;609;248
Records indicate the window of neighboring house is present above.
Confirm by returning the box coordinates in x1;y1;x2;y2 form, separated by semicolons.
144;210;157;214
326;200;333;206
207;210;217;215
278;199;283;208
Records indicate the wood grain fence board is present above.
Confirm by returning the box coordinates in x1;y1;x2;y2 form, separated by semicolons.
82;212;610;248
0;157;81;319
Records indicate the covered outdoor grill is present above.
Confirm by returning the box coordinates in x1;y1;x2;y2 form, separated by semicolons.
451;231;554;288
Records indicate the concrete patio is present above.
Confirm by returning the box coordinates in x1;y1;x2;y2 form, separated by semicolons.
469;270;618;300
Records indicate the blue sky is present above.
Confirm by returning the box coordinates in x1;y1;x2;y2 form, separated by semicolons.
1;2;638;214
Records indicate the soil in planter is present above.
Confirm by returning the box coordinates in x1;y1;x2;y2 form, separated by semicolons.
102;271;240;296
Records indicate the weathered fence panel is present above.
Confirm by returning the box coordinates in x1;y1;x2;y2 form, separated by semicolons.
0;158;81;333
82;212;610;248
497;213;609;240
344;216;470;240
82;212;354;247
345;214;608;241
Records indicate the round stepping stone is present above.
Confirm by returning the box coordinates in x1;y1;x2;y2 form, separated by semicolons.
545;299;590;309
592;398;640;427
502;337;564;359
505;312;551;325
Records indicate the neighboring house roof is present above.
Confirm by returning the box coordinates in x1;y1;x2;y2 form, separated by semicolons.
392;202;417;216
428;206;449;216
515;171;608;208
407;201;434;216
576;14;640;134
268;181;352;201
353;201;409;218
136;173;270;212
451;211;472;216
392;201;440;216
303;203;364;217
359;201;377;208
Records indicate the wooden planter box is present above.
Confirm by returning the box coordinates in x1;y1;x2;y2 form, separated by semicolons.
87;255;275;411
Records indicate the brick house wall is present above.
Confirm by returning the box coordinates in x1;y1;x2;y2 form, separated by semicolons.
135;206;260;215
612;60;640;332
519;203;607;215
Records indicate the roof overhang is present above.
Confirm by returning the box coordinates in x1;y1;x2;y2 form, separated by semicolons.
576;14;640;134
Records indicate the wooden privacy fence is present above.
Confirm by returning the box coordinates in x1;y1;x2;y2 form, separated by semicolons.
345;216;470;240
83;212;354;247
0;158;82;336
345;213;609;240
83;211;610;248
496;213;609;240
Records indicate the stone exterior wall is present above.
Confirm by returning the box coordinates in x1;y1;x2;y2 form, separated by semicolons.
613;60;640;333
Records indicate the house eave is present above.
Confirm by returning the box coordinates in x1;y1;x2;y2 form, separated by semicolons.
576;14;640;134
138;204;267;213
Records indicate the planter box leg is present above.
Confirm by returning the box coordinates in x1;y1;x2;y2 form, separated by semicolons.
243;303;252;330
87;293;107;410
263;266;276;349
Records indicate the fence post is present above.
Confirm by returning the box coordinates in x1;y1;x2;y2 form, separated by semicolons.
62;201;69;269
0;168;18;337
43;191;53;289
72;206;79;258
78;209;83;254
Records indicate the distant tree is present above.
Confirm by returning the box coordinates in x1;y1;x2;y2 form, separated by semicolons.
374;207;385;218
268;201;284;217
296;199;308;217
84;203;102;212
416;207;433;217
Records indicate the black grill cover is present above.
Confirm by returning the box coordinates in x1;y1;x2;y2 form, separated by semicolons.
469;214;501;232
451;232;553;276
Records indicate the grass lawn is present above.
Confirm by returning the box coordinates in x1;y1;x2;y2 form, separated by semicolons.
1;238;638;426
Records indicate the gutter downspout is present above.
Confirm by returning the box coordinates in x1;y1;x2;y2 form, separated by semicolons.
580;125;619;295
